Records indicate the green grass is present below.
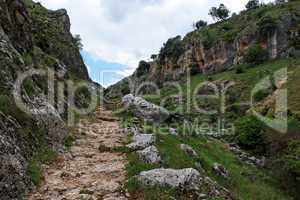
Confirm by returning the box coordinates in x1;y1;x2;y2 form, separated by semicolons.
124;57;300;199
156;133;291;200
29;147;57;186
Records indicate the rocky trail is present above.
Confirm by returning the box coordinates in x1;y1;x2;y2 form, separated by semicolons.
27;108;129;200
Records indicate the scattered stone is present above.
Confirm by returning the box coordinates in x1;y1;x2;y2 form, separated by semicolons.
136;146;161;164
122;94;170;123
169;128;178;136
195;162;204;171
229;144;266;167
126;134;156;151
137;168;203;191
213;163;229;178
180;144;198;157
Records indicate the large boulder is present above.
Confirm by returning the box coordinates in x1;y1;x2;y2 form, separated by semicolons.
137;168;203;191
122;94;169;123
126;133;156;151
137;146;161;164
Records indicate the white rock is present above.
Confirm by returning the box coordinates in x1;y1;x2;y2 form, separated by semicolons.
122;94;169;123
126;134;156;151
138;168;203;191
137;146;161;164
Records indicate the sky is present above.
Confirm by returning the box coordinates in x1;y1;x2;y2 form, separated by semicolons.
34;0;272;87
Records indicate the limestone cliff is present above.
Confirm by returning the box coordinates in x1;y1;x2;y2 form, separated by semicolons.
106;1;300;99
0;0;94;198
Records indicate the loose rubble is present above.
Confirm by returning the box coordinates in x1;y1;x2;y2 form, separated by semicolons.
229;144;266;167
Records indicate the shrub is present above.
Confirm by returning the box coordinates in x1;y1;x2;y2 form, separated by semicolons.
28;160;43;186
209;4;230;21
74;86;91;109
23;79;35;97
253;89;271;101
73;34;83;50
283;140;300;176
189;63;200;75
235;65;245;74
64;134;75;149
234;116;265;152
201;28;218;49
244;44;269;64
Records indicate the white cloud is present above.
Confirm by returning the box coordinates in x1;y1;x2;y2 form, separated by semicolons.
35;0;273;75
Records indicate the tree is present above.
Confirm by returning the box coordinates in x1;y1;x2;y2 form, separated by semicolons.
150;54;157;60
73;34;83;50
209;4;230;21
194;20;208;29
275;0;286;5
245;0;260;10
244;44;269;65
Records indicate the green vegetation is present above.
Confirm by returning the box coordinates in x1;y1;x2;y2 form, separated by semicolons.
133;57;300;199
244;44;269;64
283;140;300;176
73;34;83;50
124;124;291;199
64;134;76;149
234;116;265;153
245;0;260;10
159;36;184;64
29;147;57;185
257;15;278;39
194;20;208;30
136;61;150;77
23;79;35;97
209;4;230;21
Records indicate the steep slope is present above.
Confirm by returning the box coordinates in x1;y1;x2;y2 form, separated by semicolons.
106;0;300;99
106;1;300;199
0;0;97;199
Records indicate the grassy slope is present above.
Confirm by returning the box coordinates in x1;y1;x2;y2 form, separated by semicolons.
122;57;300;200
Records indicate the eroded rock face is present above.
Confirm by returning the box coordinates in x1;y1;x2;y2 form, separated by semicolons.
122;94;170;123
0;0;92;198
0;113;32;199
136;145;161;164
138;168;203;191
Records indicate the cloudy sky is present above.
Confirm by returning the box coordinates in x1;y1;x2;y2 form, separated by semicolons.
35;0;272;87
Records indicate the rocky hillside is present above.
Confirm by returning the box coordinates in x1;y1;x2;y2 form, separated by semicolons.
106;1;300;199
106;0;299;98
0;0;97;198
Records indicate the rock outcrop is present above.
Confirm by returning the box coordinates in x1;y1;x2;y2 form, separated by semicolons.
126;132;156;151
105;2;300;98
0;0;94;198
137;168;203;191
136;145;161;164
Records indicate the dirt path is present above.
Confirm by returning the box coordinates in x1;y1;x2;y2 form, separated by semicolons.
27;107;128;200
